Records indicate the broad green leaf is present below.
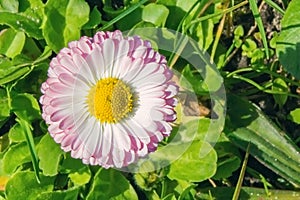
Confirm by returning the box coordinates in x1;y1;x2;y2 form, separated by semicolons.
142;3;169;27
276;0;300;79
36;187;79;200
213;141;241;180
0;56;31;86
60;153;87;173
0;28;25;58
225;94;300;187
0;0;44;39
82;6;101;29
289;108;300;124
11;93;41;122
0;0;18;12
0;11;42;39
37;134;63;176
173;118;212;142
60;154;91;186
198;187;300;200
0;88;10;120
5;171;54;200
69;166;91;186
2;142;31;174
166;141;217;182
8;122;25;142
272;77;289;108
42;0;89;52
86;168;138;200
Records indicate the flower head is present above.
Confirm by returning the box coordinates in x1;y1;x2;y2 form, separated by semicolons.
40;30;178;168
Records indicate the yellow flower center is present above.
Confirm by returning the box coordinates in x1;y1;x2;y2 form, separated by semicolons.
88;77;133;123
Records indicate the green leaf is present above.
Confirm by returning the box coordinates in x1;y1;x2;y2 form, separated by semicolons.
0;88;10;120
166;141;217;182
42;0;89;52
0;56;31;86
8;122;25;142
69;166;91;186
37;134;63;176
0;0;19;12
225;94;300;187
0;8;43;39
2;142;31;174
289;108;300;124
198;187;300;200
82;6;101;29
0;28;25;58
0;0;44;44
60;154;91;186
5;171;54;200
11;93;41;122
142;3;169;27
272;77;289;107
234;25;244;37
36;187;79;200
60;153;87;173
276;0;300;79
86;168;138;200
213;141;241;180
180;64;207;94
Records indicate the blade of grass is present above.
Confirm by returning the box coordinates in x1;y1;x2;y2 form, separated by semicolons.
231;74;300;98
264;0;285;15
17;118;40;183
210;1;229;63
232;143;250;200
249;0;270;59
99;0;148;31
189;1;248;25
168;0;202;67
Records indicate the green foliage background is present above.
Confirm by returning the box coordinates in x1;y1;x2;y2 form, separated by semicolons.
0;0;300;199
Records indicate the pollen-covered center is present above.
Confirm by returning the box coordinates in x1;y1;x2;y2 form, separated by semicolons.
88;77;133;123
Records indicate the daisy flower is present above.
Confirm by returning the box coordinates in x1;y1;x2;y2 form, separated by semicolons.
40;30;178;168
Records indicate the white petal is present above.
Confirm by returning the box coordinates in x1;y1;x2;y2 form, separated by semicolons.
73;54;95;85
102;39;115;76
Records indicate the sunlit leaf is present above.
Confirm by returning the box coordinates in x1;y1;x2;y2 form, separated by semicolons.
5;171;54;200
36;187;79;200
42;0;89;52
37;134;63;176
0;0;18;12
0;28;25;58
11;93;41;122
289;108;300;124
0;88;10;120
69;166;91;186
166;141;217;182
86;168;138;200
2;142;31;174
0;0;44;39
0;56;31;86
276;0;300;79
142;3;169;27
8;122;25;142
